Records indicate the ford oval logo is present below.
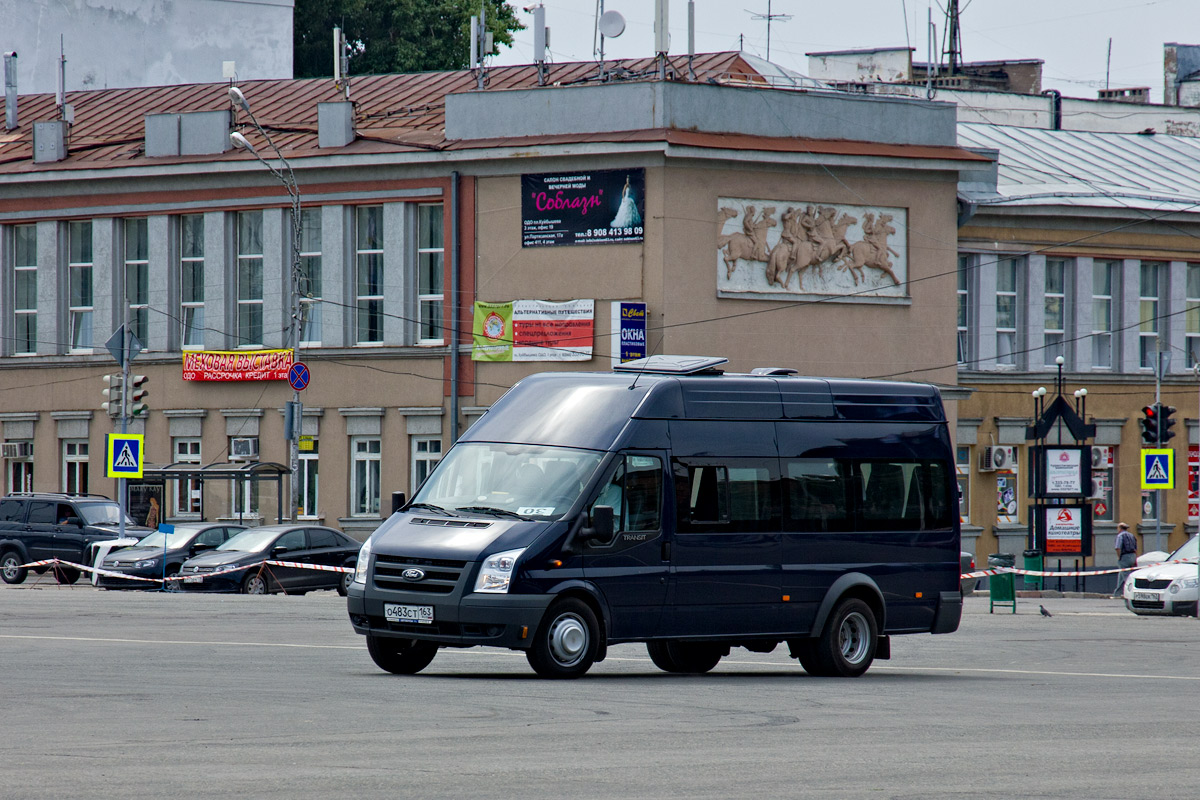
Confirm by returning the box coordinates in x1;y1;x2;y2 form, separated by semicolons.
401;568;426;582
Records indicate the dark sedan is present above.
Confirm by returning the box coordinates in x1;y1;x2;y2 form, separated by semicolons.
96;523;245;589
177;525;359;595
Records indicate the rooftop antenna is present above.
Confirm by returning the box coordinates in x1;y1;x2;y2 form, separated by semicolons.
687;0;696;81
333;27;351;100
531;4;550;86
57;35;73;124
942;0;962;75
596;6;625;82
470;3;493;91
748;1;791;63
654;0;669;79
1105;37;1112;90
926;8;937;100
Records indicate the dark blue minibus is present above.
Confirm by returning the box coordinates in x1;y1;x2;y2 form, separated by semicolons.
346;355;961;678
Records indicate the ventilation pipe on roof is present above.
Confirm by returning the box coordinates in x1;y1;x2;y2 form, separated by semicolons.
4;51;16;131
1041;89;1062;131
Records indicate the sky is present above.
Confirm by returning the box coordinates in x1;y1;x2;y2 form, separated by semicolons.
491;0;1198;104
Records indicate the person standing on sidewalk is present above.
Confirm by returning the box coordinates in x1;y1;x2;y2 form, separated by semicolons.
1113;522;1138;597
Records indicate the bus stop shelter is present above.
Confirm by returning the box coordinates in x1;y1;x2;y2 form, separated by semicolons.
137;461;291;524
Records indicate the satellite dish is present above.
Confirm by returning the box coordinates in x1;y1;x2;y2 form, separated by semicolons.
598;10;626;38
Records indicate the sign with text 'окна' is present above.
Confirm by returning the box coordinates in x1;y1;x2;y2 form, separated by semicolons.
183;350;293;381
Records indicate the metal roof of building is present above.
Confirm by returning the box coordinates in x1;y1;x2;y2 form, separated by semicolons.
0;53;768;174
958;121;1200;212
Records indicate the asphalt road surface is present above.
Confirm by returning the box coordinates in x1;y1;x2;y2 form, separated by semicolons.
2;580;1198;799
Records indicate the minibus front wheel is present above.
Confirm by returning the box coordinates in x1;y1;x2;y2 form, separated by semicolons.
526;597;600;679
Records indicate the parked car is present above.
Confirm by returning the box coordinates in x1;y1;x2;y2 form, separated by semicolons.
960;551;977;596
97;523;246;589
0;493;151;585
177;525;359;595
1122;535;1199;616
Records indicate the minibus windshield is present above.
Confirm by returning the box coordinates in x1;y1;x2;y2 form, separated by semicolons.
412;443;606;520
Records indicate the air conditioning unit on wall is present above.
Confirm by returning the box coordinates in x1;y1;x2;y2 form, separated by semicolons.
979;445;1016;472
1;442;33;459
1091;446;1111;469
230;437;259;461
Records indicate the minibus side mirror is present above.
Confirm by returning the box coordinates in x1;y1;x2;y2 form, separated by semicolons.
583;505;616;546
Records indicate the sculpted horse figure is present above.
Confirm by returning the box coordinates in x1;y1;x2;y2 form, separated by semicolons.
837;212;901;285
718;205;775;279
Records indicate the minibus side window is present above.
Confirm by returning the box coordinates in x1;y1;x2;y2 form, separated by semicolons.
592;455;663;533
673;459;778;532
784;458;850;532
854;459;953;531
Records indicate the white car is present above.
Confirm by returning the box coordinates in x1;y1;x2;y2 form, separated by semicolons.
1123;536;1200;616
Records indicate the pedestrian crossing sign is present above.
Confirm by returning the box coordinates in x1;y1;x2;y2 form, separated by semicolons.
106;433;144;479
1140;448;1174;490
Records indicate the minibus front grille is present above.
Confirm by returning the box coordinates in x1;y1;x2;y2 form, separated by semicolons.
373;553;468;594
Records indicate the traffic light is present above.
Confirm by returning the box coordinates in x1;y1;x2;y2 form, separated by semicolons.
1137;407;1156;443
128;374;149;417
100;374;122;416
1159;404;1177;443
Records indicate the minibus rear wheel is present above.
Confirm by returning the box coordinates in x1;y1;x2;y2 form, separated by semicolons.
366;634;439;675
646;641;724;674
811;598;877;677
526;598;600;679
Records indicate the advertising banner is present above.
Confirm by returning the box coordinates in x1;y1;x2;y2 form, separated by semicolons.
183;350;293;381
472;300;594;361
1043;447;1086;496
1044;506;1084;554
522;170;645;247
610;301;648;363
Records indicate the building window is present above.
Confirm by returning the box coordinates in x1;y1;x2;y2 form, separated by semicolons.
996;257;1020;367
1092;446;1115;523
1139;262;1163;369
236;210;264;346
124;218;149;346
62;440;88;494
1141;489;1159;523
230;437;260;517
180;214;205;349
957;255;973;366
417;204;445;344
1187;264;1200;369
173;437;201;517
1092;259;1116;369
68;220;93;351
955;445;970;525
12;224;37;355
298;208;322;345
7;454;32;494
351;436;381;516
1044;258;1068;365
411;436;442;494
298;438;319;518
356;206;384;344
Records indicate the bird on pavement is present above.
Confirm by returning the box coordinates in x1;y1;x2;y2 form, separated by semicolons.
1039;605;1053;617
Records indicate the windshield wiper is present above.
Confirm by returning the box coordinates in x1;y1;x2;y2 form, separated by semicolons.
405;503;459;516
455;505;531;520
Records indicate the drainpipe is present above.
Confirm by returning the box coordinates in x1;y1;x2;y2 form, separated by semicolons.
1041;89;1062;131
450;171;461;443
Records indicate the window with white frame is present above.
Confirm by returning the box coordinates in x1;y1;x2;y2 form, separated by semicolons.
298;438;319;518
417;204;445;344
12;224;37;355
1043;258;1068;366
62;440;88;495
1092;446;1115;523
124;218;149;347
298;208;322;345
955;445;970;525
1092;259;1117;369
1187;264;1200;369
68;220;94;351
8;455;32;494
957;254;972;366
230;438;260;517
351;436;381;516
995;257;1021;366
356;206;384;344
1140;262;1163;369
180;214;205;349
173;437;201;517
236;211;264;347
411;437;442;494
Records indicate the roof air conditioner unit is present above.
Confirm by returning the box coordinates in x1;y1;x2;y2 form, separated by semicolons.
1;442;32;459
230;437;259;461
980;445;1016;472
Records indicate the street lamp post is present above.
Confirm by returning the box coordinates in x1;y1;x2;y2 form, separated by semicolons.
229;87;303;521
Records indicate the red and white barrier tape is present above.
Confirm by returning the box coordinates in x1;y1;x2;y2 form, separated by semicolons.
962;558;1199;580
16;557;352;584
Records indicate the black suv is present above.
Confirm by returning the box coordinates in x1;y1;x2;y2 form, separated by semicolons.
0;493;149;585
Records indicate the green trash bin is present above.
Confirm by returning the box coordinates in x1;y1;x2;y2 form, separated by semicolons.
988;553;1017;614
1022;549;1044;591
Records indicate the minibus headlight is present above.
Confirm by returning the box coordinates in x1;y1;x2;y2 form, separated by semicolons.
474;548;525;594
352;537;372;585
